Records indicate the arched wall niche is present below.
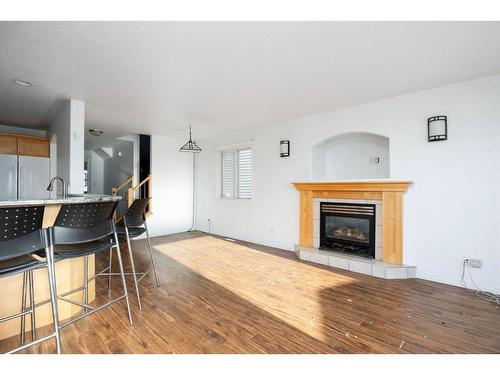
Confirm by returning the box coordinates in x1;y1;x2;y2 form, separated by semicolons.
310;132;390;180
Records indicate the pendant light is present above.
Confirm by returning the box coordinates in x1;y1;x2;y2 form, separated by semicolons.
179;125;201;232
179;125;202;153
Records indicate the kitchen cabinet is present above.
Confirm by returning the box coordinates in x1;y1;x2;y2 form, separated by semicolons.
0;133;49;157
0;134;18;155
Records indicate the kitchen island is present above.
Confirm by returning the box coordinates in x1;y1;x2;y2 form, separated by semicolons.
0;194;121;341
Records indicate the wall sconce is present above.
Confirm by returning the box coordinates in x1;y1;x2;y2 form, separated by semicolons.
280;140;290;157
427;116;447;142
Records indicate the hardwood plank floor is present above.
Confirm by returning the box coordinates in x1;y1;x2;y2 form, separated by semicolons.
1;231;499;354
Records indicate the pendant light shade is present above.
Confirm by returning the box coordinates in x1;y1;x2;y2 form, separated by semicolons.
179;125;202;153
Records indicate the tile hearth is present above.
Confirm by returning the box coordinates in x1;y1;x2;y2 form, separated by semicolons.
294;245;416;280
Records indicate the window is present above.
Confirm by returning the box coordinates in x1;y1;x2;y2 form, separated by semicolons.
221;148;252;199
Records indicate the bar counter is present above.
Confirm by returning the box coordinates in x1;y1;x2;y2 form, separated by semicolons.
0;195;121;341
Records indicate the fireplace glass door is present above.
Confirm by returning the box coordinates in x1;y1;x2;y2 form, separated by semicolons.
325;216;371;245
320;202;376;258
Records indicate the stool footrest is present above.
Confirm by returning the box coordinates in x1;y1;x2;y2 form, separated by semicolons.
59;294;128;329
104;267;152;282
0;307;35;324
58;296;96;311
7;332;59;354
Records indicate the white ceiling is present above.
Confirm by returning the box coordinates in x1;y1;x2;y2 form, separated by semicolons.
1;21;500;143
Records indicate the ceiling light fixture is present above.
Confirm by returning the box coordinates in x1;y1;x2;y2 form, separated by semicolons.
14;79;33;87
88;129;104;136
179;125;202;153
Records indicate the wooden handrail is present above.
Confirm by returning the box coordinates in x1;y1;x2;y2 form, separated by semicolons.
128;175;152;216
130;175;151;191
111;175;134;196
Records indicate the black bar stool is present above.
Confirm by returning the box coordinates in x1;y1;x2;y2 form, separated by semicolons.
112;198;160;310
0;206;61;354
49;201;133;329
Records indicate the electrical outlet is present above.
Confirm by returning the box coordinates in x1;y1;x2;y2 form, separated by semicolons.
464;258;482;269
469;258;482;269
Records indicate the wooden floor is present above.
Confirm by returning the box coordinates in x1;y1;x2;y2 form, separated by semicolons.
1;231;500;354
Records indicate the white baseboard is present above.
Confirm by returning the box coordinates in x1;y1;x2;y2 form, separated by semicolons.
416;272;500;295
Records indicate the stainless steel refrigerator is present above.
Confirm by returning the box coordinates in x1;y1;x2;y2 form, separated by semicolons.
0;155;50;201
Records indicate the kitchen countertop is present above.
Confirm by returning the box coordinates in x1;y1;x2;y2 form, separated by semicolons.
0;194;121;207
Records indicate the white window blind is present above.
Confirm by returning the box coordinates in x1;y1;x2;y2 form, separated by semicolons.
221;148;252;199
237;149;252;199
221;151;236;198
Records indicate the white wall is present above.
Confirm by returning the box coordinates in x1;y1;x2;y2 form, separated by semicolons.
49;133;57;198
85;134;139;197
48;99;85;194
89;151;104;194
312;132;390;180
118;134;140;186
84;149;105;195
147;135;194;237
69;101;85;193
48;103;70;187
195;75;500;293
103;140;134;195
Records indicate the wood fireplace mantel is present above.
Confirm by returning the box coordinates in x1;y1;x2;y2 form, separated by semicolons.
292;181;412;265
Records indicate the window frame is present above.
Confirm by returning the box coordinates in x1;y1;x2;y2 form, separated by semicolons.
219;147;252;200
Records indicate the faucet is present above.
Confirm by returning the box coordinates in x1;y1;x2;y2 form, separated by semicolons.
47;176;67;199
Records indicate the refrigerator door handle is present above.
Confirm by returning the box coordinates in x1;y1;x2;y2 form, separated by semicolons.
12;165;17;200
18;164;22;200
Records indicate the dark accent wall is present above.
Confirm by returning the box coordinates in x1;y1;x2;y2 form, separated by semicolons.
139;134;151;182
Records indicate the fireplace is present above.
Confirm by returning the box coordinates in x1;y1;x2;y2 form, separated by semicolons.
320;202;376;259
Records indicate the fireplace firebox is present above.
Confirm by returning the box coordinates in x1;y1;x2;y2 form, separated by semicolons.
320;202;376;258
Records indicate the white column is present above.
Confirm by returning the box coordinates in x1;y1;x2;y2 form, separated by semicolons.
48;99;85;194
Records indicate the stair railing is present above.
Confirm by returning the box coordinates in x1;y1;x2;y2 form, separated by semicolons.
128;175;152;216
111;175;134;197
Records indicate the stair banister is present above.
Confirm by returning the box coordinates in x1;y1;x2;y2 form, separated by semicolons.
128;175;152;216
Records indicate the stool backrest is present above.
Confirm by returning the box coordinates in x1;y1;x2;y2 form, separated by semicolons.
0;206;46;261
51;201;118;245
124;198;149;227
